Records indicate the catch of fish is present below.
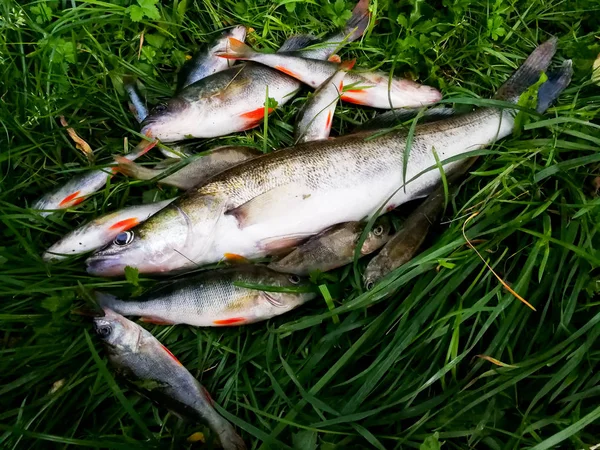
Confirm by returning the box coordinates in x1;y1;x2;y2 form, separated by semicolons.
30;0;574;445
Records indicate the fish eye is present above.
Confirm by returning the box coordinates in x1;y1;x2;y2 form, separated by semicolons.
373;225;384;236
95;324;112;338
288;275;301;284
365;280;375;290
114;231;134;246
153;103;168;113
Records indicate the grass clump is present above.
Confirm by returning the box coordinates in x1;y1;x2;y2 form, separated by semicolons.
1;0;600;449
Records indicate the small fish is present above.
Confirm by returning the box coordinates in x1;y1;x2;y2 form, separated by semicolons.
177;25;247;91
95;266;315;326
217;38;442;109
32;139;156;217
295;60;354;143
43;199;173;262
86;39;572;277
268;217;392;275
93;309;246;450
116;145;261;190
124;77;149;123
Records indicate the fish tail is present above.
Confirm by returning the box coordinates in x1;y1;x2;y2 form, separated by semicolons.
113;155;152;180
94;291;120;311
218;38;256;60
536;59;573;113
344;0;371;42
494;37;558;103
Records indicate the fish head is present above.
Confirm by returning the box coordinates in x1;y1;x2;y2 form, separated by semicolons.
361;216;393;255
93;308;143;353
260;271;317;308
141;97;194;142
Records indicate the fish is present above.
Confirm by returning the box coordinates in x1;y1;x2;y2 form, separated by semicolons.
86;39;571;276
43;199;173;262
124;77;149;123
356;106;457;131
216;38;442;109
140;1;370;143
115;145;261;190
95;265;315;326
295;60;354;143
32;139;157;217
268;217;392;276
93;308;246;450
177;25;247;91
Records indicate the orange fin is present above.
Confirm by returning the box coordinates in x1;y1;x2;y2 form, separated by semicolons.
160;343;183;366
213;317;246;326
328;54;341;63
341;90;367;105
274;65;301;79
224;253;251;264
240;107;274;121
217;38;253;60
58;191;82;207
325;110;333;129
340;59;356;71
109;217;139;232
201;386;215;407
141;317;175;326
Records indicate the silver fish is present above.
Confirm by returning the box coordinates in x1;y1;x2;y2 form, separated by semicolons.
177;25;247;91
116;145;261;190
295;60;354;143
43;199;173;261
32;139;156;217
124;78;149;123
217;39;442;109
268;217;392;275
95;265;315;326
86;39;571;276
93;309;246;449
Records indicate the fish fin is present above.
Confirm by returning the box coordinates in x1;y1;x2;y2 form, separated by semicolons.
217;37;255;60
114;155;161;181
225;185;309;229
58;191;83;207
108;217;140;232
262;292;284;307
494;37;558;102
125;138;157;161
536;59;573;113
328;54;341;63
141;317;176;326
343;0;371;43
94;291;119;310
160;344;183;366
278;34;318;52
224;253;252;264
213;317;246;326
339;59;356;71
240;107;275;128
258;235;309;252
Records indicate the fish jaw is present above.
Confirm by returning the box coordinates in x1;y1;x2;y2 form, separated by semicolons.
141;99;197;142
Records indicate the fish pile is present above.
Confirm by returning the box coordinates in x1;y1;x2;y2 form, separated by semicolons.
31;0;573;446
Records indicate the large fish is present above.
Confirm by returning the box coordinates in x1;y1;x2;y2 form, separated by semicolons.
43;199;173;261
87;39;572;276
295;60;354;143
268;217;392;275
216;39;442;109
139;0;370;142
93;309;246;449
116;145;261;190
177;25;247;91
32;139;156;217
95;265;315;326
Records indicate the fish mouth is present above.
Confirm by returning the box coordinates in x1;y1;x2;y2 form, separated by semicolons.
86;255;127;277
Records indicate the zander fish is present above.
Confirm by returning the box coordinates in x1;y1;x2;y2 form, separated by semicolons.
43;199;173;261
95;265;315;326
177;25;247;91
86;39;572;276
268;217;392;275
217;38;442;109
295;60;354;143
32;139;156;217
139;1;369;143
93;309;246;450
116;145;261;190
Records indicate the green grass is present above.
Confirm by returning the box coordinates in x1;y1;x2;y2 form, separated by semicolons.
1;0;600;449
